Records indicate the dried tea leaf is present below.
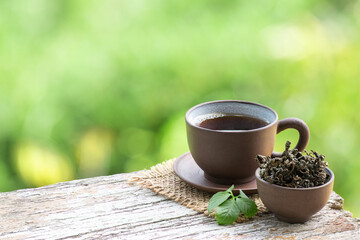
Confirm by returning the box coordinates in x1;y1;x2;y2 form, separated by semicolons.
256;141;329;188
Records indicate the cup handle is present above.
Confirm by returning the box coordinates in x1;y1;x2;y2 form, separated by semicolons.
271;117;310;158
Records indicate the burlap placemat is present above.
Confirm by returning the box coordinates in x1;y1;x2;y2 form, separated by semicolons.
128;158;269;223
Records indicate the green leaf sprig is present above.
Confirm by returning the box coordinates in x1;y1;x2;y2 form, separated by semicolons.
207;185;258;225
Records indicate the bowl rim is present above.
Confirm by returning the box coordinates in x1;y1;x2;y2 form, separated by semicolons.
255;167;334;191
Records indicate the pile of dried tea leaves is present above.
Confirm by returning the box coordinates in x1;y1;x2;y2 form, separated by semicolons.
256;141;330;188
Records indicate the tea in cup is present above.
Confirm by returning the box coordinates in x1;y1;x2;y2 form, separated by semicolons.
185;100;310;184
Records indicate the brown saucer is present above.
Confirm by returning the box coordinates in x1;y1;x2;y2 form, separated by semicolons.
173;152;257;194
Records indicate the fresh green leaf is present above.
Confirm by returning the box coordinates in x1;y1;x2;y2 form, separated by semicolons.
238;189;248;199
215;199;240;225
235;197;258;218
226;184;235;193
208;191;230;212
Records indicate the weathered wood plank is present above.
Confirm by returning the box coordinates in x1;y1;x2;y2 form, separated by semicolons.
0;172;358;240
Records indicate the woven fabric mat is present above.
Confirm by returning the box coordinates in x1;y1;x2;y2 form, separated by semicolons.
128;158;269;223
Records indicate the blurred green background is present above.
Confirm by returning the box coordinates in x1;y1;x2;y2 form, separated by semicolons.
0;0;359;217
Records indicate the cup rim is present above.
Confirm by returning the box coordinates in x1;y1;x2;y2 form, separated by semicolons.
185;100;279;133
255;167;334;191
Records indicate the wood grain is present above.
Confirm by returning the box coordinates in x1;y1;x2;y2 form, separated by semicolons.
0;172;358;240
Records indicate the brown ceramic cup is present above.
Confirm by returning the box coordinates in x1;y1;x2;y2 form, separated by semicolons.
255;167;334;223
185;100;310;184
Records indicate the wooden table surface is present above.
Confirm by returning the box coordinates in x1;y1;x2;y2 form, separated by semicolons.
0;172;359;240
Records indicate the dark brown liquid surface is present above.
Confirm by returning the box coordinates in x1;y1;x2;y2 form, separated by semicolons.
198;115;269;130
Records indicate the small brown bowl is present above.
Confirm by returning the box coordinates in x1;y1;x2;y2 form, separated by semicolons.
255;167;334;223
